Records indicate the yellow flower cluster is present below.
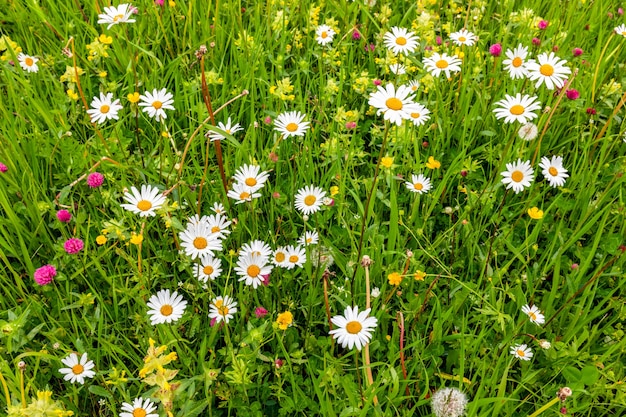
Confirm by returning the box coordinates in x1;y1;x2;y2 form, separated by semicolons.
0;35;22;61
140;338;180;414
86;34;112;62
276;311;294;330
270;77;295;101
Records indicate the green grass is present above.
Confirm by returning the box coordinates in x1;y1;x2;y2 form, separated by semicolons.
1;0;625;416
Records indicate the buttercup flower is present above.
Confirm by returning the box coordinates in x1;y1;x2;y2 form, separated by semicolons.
422;53;462;78
510;343;533;360
449;28;478;46
525;52;571;90
294;185;327;215
368;84;421;126
59;352;96;384
17;53;38;73
315;25;336;46
34;264;57;285
500;159;534;193
329;306;378;351
539;155;569;187
274;111;310;138
121;185;167;217
87;92;123;124
405;174;432;194
208;295;238;324
522;304;545;325
502;44;529;79
207;117;243;141
120;398;159;417
527;207;544;219
276;311;294;330
97;3;137;29
383;27;419;55
146;289;187;325
138;88;175;121
493;93;541;124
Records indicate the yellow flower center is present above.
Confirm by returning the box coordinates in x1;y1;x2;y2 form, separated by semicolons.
275;252;286;262
623;31;626;36
289;255;299;263
517;349;526;357
137;200;152;211
160;304;173;316
113;14;124;22
414;182;423;190
240;191;250;200
511;170;524;182
458;36;466;42
193;237;208;249
512;57;523;67
218;305;229;316
304;195;317;206
100;104;110;114
385;97;403;111
346;321;363;334
245;177;257;187
152;100;163;109
211;226;220;233
286;122;298;132
71;364;84;375
396;36;407;45
539;63;554;76
203;265;214;275
410;112;420;119
510;104;525;115
548;167;558;176
133;409;147;417
247;265;261;277
25;57;34;66
321;31;328;39
435;59;449;69
528;311;537;321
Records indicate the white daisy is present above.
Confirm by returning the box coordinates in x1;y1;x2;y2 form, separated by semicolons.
294;185;327;215
521;304;545;325
383;27;419;55
493;93;541;124
233;164;270;192
207;117;243;141
423;53;462;78
368;84;421;126
298;230;319;246
120;398;159;417
17;53;39;73
211;202;227;214
405;174;432;194
58;353;96;385
97;3;136;29
274;111;310;138
500;159;534;194
329;306;378;351
226;182;262;204
502;44;530;79
179;220;223;259
518;122;539;141
146;289;187;325
285;245;306;269
408;103;431;126
614;24;626;37
138;88;175;121
539;155;569;187
389;63;406;75
204;213;232;237
235;253;273;289
315;25;336;46
405;80;420;93
208;295;238;324
86;92;123;124
195;254;222;282
272;246;290;268
449;28;478;46
120;185;167;217
240;240;272;258
510;343;533;361
525;52;571;90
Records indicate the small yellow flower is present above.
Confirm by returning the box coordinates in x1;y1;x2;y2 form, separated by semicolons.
527;207;544;219
98;34;113;45
387;271;403;286
414;270;426;281
330;186;339;196
130;233;143;245
276;311;294;330
385;335;391;341
66;89;79;101
425;156;441;169
98;71;107;78
381;156;394;169
96;235;107;245
127;92;140;103
168;0;175;6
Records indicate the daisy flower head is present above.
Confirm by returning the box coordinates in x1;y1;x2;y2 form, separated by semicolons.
233;164;270;192
405;174;432;194
501;159;534;193
146;289;187;325
235;253;273;289
521;304;545;325
525;52;571;90
272;246;290;268
211;201;227;215
539;155;569;187
207;117;243;141
86;92;123;124
315;25;336;46
179;220;223;259
422;52;462;78
120;398;159;417
449;28;478;46
329;306;378;351
58;352;96;384
204;213;232;237
389;63;406;75
294;185;327;215
120;185;166;217
227;182;262;204
502;44;529;79
195;254;222;282
614;24;626;37
510;343;533;361
408;103;431;126
285;245;307;269
493;93;541;124
17;53;38;73
405;80;420;93
298;230;319;246
138;88;175;121
518;122;539;141
274;111;310;138
240;239;272;258
368;84;421;126
208;295;238;324
383;27;419;55
97;3;136;29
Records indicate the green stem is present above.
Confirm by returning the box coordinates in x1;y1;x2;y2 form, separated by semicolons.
527;397;560;417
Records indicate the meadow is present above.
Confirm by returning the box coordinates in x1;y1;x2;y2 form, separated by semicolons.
1;0;625;415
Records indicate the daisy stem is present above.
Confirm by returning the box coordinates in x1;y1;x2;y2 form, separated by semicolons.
0;371;10;408
591;88;626;157
527;397;561;417
137;221;146;274
362;263;377;404
323;272;333;333
19;366;25;408
591;33;615;104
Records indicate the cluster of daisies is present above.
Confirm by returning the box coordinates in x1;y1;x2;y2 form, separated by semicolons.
511;304;548;361
86;88;175;124
501;155;569;194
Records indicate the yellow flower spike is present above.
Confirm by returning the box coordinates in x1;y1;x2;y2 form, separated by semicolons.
425;156;441;169
127;92;140;103
527;207;544;220
98;34;113;45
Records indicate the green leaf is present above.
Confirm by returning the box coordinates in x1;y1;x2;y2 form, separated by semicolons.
88;385;112;399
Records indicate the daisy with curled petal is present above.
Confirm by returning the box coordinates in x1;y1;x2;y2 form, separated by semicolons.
539;155;569;187
240;240;272;258
233;164;270;192
120;185;167;217
272;246;290;268
17;53;38;73
329;306;378;351
294;185;327;215
205;213;232;237
235;253;273;289
500;159;534;193
285;245;306;269
87;92;123;124
449;28;478;46
525;52;571;90
59;352;96;384
208;295;238;324
614;24;626;37
195;254;222;282
493;93;541;124
146;289;187;325
138;88;175;121
383;27;419;55
408;103;431;127
227;182;262;204
298;230;319;246
368;84;421;126
521;304;545;325
207;117;243;141
274;111;310;138
179;220;223;259
97;3;136;29
315;25;336;46
502;44;529;79
510;344;533;361
120;398;159;417
405;174;431;194
422;52;462;78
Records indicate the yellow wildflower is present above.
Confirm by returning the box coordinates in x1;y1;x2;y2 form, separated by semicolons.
130;233;143;245
387;272;403;286
66;89;79;101
96;235;107;245
414;270;426;281
381;156;394;169
276;311;294;330
527;207;544;219
99;34;113;45
330;186;339;196
60;65;84;83
426;156;441;169
127;92;140;103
